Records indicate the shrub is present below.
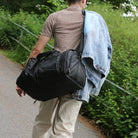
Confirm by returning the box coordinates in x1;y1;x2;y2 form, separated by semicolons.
81;3;138;138
100;0;132;7
0;0;68;15
0;9;46;64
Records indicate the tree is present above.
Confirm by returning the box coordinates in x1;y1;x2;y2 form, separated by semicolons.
101;0;132;7
0;0;61;14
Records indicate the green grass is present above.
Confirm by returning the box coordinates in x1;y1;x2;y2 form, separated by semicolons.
0;48;18;63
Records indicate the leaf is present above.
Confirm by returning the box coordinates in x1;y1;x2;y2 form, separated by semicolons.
96;120;102;124
128;124;133;129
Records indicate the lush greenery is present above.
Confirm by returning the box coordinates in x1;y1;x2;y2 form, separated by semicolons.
0;1;138;138
0;9;44;64
101;0;135;7
1;0;137;15
81;3;138;138
0;0;67;15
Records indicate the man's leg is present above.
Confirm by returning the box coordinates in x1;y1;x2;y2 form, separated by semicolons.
49;93;82;138
32;97;60;138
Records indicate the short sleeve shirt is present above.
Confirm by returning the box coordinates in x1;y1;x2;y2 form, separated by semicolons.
41;6;84;52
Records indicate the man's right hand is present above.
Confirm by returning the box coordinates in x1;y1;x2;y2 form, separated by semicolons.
16;36;50;97
16;85;26;97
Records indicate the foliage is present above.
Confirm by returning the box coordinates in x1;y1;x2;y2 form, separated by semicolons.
101;0;131;7
39;0;68;16
98;0;138;16
0;0;137;16
90;0;138;8
81;3;138;138
0;0;67;15
0;9;45;64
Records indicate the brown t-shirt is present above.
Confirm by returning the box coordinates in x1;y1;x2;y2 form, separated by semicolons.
41;6;84;52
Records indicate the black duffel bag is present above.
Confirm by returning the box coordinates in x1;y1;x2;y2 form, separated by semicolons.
16;11;86;101
16;48;86;101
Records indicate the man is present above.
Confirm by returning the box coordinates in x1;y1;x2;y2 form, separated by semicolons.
16;0;87;138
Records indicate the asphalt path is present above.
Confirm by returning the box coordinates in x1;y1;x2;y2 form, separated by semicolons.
0;53;101;138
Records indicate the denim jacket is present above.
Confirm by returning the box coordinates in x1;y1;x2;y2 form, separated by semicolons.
74;10;112;103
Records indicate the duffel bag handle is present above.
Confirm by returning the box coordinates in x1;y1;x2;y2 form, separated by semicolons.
37;50;58;60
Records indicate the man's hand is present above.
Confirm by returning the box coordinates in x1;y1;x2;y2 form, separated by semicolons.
16;85;26;97
16;36;50;97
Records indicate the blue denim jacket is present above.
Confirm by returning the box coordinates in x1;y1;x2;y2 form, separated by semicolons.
74;10;112;103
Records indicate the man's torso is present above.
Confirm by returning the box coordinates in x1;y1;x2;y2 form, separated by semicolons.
42;6;84;52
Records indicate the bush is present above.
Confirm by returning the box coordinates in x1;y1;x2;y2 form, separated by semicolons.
0;0;67;15
81;3;138;138
0;9;46;64
100;0;132;7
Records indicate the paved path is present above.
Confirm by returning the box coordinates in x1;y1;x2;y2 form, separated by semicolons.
0;53;101;138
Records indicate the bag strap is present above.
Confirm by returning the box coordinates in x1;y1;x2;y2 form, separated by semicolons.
77;10;85;54
37;10;85;59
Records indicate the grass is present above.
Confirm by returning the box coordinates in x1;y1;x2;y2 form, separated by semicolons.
0;48;18;63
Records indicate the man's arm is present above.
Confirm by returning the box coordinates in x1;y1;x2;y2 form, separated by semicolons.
27;35;50;60
16;35;51;97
